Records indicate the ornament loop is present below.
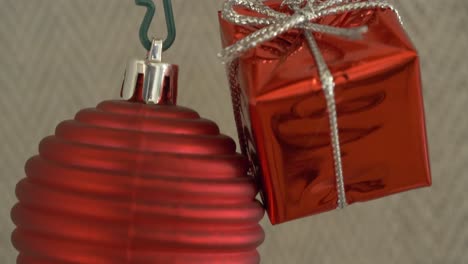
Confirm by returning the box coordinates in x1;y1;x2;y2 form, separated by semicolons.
135;0;176;51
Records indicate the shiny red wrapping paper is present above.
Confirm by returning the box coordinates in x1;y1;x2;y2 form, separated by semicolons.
219;1;431;224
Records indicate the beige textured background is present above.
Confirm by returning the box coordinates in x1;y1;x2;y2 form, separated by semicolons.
0;0;467;263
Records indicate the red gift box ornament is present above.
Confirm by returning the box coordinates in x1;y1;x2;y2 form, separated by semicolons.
219;0;432;224
11;2;265;263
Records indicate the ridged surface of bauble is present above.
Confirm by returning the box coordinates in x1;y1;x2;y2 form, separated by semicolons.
11;100;265;264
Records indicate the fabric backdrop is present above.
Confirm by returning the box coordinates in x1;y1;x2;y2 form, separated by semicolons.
1;0;467;263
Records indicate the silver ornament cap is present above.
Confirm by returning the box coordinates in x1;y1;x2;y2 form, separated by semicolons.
121;39;178;105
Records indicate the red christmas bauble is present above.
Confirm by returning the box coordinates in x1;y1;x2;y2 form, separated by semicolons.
11;87;265;262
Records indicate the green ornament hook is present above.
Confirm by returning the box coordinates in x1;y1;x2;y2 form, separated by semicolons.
135;0;176;51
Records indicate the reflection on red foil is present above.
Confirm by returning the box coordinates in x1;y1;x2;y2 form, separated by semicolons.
273;91;386;149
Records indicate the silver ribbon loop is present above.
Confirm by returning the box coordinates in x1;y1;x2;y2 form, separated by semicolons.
220;0;400;209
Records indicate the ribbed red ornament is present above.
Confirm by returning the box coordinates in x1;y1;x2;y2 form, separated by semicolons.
11;91;265;263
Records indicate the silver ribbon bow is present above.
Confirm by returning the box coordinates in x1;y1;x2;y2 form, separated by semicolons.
219;0;401;209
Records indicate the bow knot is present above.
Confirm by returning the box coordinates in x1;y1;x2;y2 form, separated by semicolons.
220;0;400;209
